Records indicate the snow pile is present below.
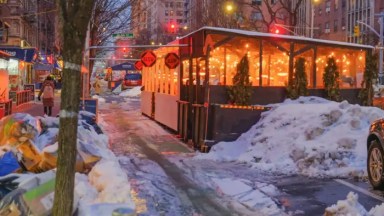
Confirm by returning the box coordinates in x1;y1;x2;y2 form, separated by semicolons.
212;178;285;215
91;95;106;103
197;97;384;178
325;192;384;216
119;86;141;97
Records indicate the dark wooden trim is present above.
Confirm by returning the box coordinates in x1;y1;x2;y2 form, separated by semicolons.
259;40;263;86
265;40;289;53
224;48;227;85
313;46;317;88
213;36;235;49
288;42;294;84
293;45;315;56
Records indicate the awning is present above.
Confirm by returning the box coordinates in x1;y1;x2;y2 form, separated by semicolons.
0;50;10;59
0;47;37;63
110;62;136;71
33;63;53;71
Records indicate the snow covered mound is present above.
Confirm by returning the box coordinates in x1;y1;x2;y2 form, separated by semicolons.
119;86;141;97
92;95;106;103
197;97;384;178
325;192;384;216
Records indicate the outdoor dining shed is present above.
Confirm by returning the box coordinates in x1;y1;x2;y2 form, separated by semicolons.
141;26;373;151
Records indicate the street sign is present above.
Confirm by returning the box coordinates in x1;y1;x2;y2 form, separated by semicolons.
134;61;143;70
164;52;180;69
141;50;157;67
112;33;134;39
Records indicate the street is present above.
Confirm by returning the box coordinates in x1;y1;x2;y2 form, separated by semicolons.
100;94;384;215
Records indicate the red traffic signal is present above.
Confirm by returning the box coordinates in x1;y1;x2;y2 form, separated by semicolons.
168;23;177;33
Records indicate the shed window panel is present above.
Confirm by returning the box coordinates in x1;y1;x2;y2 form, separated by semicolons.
261;41;289;87
316;47;365;88
208;36;260;86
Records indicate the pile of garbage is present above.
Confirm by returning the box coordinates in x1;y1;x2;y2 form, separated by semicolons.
0;112;109;215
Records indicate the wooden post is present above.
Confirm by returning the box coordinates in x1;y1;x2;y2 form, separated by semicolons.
289;42;295;85
313;46;317;88
259;39;263;86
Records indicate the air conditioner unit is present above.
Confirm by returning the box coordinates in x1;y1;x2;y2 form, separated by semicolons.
342;26;346;30
325;28;331;33
326;8;331;13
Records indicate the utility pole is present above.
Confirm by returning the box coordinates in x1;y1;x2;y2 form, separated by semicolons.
377;12;384;84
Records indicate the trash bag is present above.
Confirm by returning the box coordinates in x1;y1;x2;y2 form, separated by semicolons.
0;152;20;177
0;175;19;200
0;113;41;147
0;188;30;216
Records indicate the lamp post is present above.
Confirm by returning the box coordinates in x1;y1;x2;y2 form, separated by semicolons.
311;0;320;38
224;1;236;28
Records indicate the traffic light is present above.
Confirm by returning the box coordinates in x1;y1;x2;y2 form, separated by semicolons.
271;25;281;34
354;25;360;36
168;23;177;33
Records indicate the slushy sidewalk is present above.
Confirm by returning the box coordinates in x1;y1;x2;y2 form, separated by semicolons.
12;92;61;117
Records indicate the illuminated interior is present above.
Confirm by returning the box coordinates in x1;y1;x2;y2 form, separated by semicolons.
144;33;367;97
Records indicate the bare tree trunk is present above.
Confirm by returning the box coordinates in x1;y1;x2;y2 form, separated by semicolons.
53;0;95;215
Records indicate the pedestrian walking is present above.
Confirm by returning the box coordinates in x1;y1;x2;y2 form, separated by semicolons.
38;76;55;116
93;78;102;95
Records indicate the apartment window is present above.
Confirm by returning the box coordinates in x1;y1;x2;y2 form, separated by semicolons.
251;0;262;5
165;2;169;7
176;2;183;8
165;10;169;16
170;2;174;8
341;0;346;8
170;10;174;16
318;8;322;15
10;6;17;14
177;19;183;24
325;1;331;13
176;10;183;16
341;17;345;29
334;19;338;32
250;11;262;21
325;21;330;31
334;0;338;10
12;20;19;34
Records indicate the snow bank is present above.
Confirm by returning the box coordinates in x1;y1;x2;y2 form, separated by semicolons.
119;86;141;97
91;95;106;103
325;192;384;216
197;97;384;178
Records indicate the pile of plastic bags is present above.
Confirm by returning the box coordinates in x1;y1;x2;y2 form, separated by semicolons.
0;112;106;215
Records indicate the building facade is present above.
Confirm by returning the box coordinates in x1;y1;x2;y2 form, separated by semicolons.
131;0;189;45
301;0;384;45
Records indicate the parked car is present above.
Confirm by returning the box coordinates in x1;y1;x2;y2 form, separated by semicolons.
123;73;142;88
367;120;384;189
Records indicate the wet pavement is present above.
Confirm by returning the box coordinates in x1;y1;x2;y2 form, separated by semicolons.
99;95;384;215
102;102;238;215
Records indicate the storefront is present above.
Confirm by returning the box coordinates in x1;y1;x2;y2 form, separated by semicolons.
141;27;373;150
0;51;11;118
0;47;37;101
